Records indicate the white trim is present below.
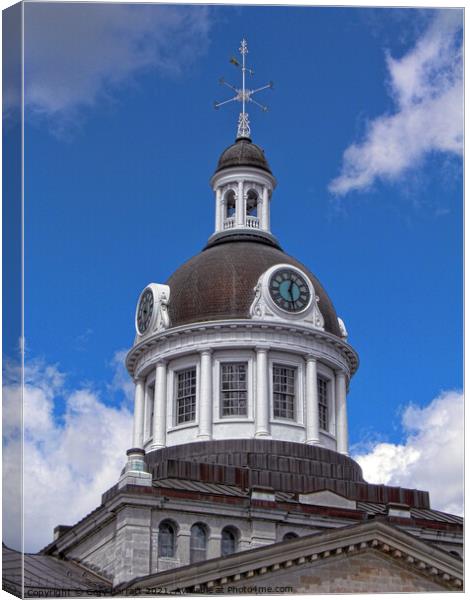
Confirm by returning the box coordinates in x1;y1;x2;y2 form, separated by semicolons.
316;362;336;437
335;370;349;455
268;352;305;427
211;166;276;191
213;349;255;422
144;379;155;443
167;355;200;430
128;320;357;381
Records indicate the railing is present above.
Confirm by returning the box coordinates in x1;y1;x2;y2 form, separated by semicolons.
246;216;260;229
223;216;259;230
223;217;236;230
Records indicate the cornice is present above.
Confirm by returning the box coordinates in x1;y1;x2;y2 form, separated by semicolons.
210;165;277;189
126;319;359;379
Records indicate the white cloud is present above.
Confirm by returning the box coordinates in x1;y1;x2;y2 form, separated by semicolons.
108;349;135;405
22;3;212;126
353;390;463;516
329;11;463;196
3;358;133;552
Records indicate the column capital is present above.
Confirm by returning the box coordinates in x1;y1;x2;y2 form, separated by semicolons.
255;345;270;353
155;359;168;367
200;348;213;357
305;354;317;364
133;375;145;385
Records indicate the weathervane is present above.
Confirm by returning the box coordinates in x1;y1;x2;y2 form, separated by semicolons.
214;39;273;139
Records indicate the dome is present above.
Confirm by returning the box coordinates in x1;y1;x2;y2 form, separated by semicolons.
215;137;272;174
166;233;342;337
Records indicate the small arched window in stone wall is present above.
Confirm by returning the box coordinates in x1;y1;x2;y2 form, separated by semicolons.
246;189;259;217
225;190;236;218
283;532;299;541
221;526;238;557
190;523;208;563
158;520;176;558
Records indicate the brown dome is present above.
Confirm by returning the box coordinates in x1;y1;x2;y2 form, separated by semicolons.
166;233;342;336
215;137;272;174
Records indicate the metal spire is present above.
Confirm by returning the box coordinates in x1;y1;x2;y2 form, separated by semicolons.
214;38;273;139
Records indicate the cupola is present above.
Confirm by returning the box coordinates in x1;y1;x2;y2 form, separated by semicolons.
210;136;276;236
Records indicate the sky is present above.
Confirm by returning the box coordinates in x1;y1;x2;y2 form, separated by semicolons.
3;2;463;551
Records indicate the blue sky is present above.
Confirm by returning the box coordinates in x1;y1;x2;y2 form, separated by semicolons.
3;3;463;549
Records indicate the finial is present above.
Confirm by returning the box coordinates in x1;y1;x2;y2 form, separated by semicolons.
214;38;273;140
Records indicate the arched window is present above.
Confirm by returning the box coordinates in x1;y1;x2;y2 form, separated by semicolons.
225;190;236;218
283;532;299;541
158;521;176;558
190;523;207;563
221;527;238;557
246;189;258;217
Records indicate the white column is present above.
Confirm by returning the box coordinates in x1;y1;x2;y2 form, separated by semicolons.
335;370;349;455
198;349;213;440
215;188;222;232
255;347;270;437
305;356;320;444
236;180;244;227
151;361;167;449
261;187;269;231
132;377;145;448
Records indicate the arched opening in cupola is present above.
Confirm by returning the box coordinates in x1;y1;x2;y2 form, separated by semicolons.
223;190;236;229
246;189;258;216
225;190;236;218
246;189;259;228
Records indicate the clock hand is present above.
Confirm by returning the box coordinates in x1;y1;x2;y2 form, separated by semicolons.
287;281;296;309
288;280;294;301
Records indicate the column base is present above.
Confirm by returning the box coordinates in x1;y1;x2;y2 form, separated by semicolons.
118;471;152;489
254;431;271;438
305;438;320;445
150;443;165;451
196;434;212;441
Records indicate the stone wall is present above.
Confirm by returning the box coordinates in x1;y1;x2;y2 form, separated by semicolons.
68;520;116;581
224;549;449;594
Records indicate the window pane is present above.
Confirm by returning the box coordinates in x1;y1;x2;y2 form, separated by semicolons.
158;522;175;558
221;363;248;417
318;376;329;431
221;528;236;556
176;368;196;424
273;365;296;420
190;524;207;563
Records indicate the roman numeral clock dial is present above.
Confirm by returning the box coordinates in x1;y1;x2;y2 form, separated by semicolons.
136;288;154;334
269;268;311;313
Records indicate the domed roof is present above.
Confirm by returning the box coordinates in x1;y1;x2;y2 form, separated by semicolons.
166;234;342;337
215;137;272;174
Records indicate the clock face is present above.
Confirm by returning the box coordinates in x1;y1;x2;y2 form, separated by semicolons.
137;288;154;334
269;268;311;313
